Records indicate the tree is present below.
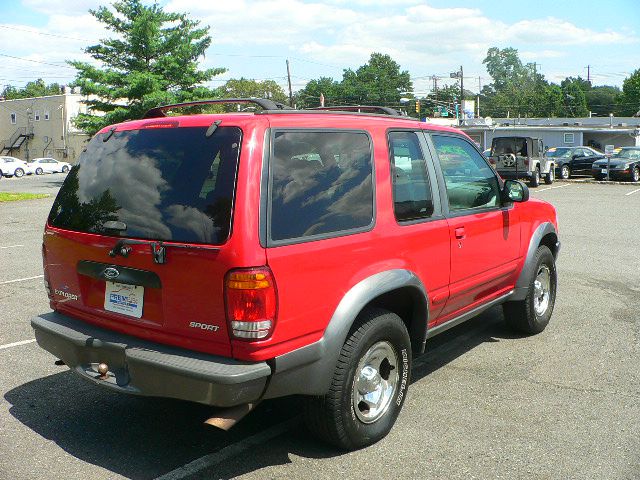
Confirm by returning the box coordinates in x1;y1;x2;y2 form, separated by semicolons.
586;86;621;116
69;0;225;135
560;78;589;116
216;78;288;104
482;47;529;92
294;77;342;108
617;69;640;116
1;79;62;99
339;53;412;106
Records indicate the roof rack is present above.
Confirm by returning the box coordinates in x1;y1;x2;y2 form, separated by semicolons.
308;105;404;116
143;98;292;118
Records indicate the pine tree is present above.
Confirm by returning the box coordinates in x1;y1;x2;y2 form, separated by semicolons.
69;0;225;135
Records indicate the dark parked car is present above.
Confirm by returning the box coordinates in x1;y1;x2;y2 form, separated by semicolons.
545;147;605;179
592;147;640;182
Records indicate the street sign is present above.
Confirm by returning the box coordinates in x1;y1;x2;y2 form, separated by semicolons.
604;145;615;181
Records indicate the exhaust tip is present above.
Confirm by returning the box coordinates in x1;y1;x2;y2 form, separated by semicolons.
204;403;258;431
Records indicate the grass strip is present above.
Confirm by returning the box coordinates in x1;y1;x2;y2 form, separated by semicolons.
0;192;50;202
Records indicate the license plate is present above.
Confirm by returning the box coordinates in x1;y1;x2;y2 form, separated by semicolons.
104;282;144;318
601;169;608;174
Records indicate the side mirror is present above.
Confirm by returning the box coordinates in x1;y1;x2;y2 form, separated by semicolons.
502;179;529;203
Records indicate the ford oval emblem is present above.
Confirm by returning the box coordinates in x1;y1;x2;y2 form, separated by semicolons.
104;267;120;280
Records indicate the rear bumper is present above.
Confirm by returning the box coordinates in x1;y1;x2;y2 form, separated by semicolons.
497;169;532;179
591;168;633;180
31;312;271;407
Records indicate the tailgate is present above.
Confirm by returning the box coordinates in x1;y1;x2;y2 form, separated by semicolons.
44;229;233;356
43;123;245;356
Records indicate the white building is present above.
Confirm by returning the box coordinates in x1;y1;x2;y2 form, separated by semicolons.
0;88;91;163
460;117;640;151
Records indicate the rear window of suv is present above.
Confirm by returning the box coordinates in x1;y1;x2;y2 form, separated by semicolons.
269;130;374;242
48;126;241;244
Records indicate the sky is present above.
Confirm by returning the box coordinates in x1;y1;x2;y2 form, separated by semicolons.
0;0;638;98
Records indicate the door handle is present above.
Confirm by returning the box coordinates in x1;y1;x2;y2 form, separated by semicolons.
454;227;466;239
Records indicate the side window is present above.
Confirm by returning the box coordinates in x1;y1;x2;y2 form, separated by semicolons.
270;131;373;242
388;131;434;221
432;134;501;212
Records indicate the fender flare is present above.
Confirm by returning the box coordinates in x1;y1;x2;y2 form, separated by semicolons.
511;222;559;301
262;269;429;398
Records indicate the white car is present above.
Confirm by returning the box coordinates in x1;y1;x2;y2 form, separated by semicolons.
29;157;71;175
0;156;35;177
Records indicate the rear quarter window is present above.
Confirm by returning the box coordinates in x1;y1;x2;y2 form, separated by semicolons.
269;130;374;243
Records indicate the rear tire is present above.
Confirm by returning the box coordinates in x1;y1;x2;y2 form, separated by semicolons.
559;164;570;179
529;167;540;188
35;167;44;175
304;308;411;450
544;166;554;185
62;165;69;173
14;168;24;178
503;246;557;334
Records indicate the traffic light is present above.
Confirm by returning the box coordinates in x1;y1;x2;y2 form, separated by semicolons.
415;100;420;113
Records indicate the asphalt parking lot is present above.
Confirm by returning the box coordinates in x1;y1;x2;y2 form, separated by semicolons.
0;172;68;195
1;180;639;480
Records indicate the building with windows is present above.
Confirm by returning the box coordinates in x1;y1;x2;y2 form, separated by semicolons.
0;88;91;163
459;117;640;152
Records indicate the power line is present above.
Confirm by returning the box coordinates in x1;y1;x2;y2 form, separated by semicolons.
0;52;76;70
0;25;90;42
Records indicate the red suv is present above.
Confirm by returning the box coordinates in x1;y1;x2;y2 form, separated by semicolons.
32;99;559;450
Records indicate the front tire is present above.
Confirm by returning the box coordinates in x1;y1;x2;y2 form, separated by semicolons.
304;308;411;450
14;168;24;178
61;165;69;173
544;166;554;185
503;245;557;334
559;164;570;179
631;166;640;183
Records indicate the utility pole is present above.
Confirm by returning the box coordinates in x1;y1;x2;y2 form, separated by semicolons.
477;76;481;118
586;65;591;84
450;66;464;124
286;59;293;106
459;65;464;109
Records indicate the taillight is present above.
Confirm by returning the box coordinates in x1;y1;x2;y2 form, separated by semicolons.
225;267;277;340
42;243;52;299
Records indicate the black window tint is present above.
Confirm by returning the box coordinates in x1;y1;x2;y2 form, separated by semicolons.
270;131;373;242
432;134;500;211
48;126;241;244
388;131;434;221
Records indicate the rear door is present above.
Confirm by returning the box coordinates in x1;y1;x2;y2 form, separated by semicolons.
44;122;246;356
429;133;521;320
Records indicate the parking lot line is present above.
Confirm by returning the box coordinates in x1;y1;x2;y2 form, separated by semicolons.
155;417;300;480
625;187;640;196
533;184;572;193
0;339;36;351
0;274;44;285
0;245;24;249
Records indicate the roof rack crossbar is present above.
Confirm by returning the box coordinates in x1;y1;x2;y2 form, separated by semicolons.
309;105;403;116
143;98;292;118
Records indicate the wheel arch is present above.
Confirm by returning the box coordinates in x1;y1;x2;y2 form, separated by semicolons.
511;222;559;301
263;269;429;398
